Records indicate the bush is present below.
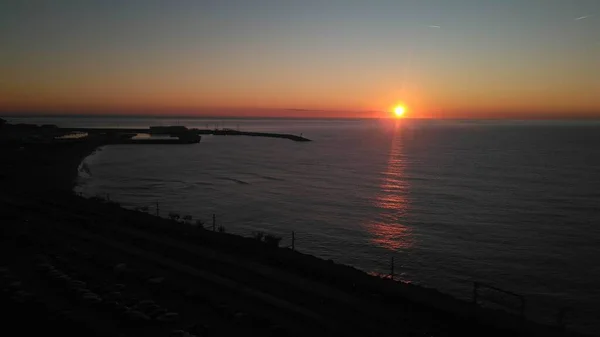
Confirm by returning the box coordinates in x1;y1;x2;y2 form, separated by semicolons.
91;195;105;203
217;225;226;233
263;234;282;247
252;231;265;241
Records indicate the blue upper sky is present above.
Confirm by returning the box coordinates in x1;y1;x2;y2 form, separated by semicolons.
1;0;599;118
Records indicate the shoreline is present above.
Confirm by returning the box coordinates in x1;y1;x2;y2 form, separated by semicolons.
1;133;589;336
64;141;106;191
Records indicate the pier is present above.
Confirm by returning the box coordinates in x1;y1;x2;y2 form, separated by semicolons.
60;126;312;142
198;128;311;141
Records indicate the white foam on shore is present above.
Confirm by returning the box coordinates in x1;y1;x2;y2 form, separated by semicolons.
73;146;104;195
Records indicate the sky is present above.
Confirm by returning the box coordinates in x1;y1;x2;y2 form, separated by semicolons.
1;0;599;119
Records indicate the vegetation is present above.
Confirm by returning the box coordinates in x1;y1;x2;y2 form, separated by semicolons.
88;194;120;207
168;212;180;221
251;231;282;247
134;206;149;213
264;234;282;247
252;231;265;241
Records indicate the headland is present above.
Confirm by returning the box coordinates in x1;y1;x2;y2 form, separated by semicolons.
60;125;312;142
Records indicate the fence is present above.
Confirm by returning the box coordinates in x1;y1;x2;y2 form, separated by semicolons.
473;281;526;317
87;195;582;333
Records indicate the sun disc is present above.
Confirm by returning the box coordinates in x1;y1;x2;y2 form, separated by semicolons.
394;105;406;117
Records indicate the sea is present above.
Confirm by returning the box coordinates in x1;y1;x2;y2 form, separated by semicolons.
7;116;600;332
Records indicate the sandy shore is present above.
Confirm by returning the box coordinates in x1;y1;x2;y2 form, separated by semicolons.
0;131;588;337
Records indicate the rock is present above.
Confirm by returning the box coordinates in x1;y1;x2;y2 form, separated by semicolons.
82;295;102;304
113;263;127;274
169;330;187;337
269;325;288;336
113;283;126;291
234;311;250;325
127;310;150;322
157;312;179;323
137;299;155;306
105;291;122;300
140;304;160;315
8;281;22;289
103;300;120;310
116;305;131;316
147;276;165;285
186;323;211;336
69;280;86;288
147;307;168;319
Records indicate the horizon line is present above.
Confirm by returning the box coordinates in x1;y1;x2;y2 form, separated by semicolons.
4;114;600;122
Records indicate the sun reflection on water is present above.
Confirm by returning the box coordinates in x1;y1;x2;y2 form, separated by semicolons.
367;122;413;251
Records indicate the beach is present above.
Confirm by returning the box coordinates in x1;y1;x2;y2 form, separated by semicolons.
0;126;589;337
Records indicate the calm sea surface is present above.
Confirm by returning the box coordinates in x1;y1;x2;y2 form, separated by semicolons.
9;117;600;332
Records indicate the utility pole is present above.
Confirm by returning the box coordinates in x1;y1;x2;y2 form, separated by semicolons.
291;231;295;251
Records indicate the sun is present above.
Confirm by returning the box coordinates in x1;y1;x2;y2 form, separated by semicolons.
393;105;406;118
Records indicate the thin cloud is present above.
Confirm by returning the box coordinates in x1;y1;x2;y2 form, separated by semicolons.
575;15;592;21
287;108;326;112
428;25;441;28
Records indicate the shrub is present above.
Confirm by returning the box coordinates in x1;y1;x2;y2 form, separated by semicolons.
168;212;180;221
263;234;282;247
252;231;265;241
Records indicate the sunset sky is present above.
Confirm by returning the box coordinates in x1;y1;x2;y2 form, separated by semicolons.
1;0;599;119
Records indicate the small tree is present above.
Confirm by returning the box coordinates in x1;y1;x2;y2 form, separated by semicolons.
183;215;193;224
217;225;226;233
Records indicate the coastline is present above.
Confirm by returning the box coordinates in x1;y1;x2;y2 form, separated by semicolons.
1;135;589;336
1;138;106;192
62;141;106;191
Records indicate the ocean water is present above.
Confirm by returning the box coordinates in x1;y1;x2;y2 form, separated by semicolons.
10;116;600;332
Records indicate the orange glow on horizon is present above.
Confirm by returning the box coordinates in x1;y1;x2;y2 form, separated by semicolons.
2;96;600;119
